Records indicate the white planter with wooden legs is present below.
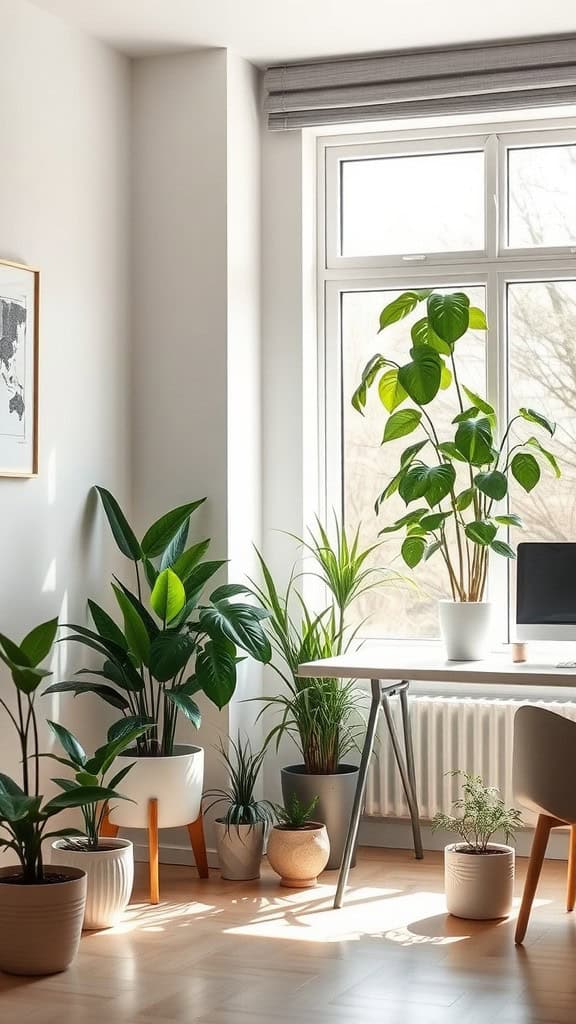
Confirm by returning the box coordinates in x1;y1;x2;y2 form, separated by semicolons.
51;838;134;930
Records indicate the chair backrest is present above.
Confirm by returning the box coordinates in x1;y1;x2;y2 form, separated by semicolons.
513;705;576;824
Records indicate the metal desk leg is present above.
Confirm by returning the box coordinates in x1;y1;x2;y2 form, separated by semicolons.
382;691;423;860
399;686;423;860
333;678;381;909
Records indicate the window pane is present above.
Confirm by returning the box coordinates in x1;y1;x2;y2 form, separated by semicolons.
508;145;576;248
341;152;485;257
507;280;576;626
342;287;487;638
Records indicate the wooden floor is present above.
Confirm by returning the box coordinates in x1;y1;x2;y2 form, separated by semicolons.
1;848;576;1023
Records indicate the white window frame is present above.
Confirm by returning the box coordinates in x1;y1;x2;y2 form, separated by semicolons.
318;116;576;644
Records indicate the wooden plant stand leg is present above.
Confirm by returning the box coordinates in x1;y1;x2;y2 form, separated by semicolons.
148;797;159;905
187;813;209;878
100;804;120;839
515;814;558;945
567;824;576;912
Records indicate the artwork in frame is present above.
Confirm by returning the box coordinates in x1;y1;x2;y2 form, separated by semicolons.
0;259;39;477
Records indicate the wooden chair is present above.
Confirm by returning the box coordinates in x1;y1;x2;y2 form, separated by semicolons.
513;705;576;944
101;801;209;905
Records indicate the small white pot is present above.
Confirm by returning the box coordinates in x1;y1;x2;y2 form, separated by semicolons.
438;600;493;661
108;744;204;829
445;843;514;919
51;838;134;930
267;823;330;888
214;821;265;880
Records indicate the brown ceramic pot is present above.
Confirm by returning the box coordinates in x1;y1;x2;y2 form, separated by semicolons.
0;865;87;975
267;823;330;888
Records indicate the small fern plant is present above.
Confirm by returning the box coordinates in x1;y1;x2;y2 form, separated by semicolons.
274;794;319;830
432;771;523;853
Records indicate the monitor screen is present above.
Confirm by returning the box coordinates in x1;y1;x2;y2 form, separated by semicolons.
517;542;576;625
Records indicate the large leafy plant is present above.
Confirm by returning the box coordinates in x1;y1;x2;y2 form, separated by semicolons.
432;771;523;853
0;621;119;883
352;289;560;601
253;520;397;773
45;488;271;757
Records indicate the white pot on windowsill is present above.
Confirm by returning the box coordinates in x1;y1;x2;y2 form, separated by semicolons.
438;600;493;661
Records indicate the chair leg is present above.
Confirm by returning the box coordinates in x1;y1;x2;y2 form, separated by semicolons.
515;814;555;945
187;813;209;878
148;797;159;905
99;804;120;839
567;825;576;912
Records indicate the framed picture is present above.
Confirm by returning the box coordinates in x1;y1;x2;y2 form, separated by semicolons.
0;259;39;477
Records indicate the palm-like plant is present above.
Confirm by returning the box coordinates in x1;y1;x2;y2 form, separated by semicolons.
204;735;275;830
252;519;399;774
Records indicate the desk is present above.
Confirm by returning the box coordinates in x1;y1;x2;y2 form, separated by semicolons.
299;647;576;908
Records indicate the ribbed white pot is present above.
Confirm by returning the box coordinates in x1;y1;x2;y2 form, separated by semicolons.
214;821;265;880
51;838;134;930
445;843;515;919
438;600;493;661
108;744;204;829
0;865;86;975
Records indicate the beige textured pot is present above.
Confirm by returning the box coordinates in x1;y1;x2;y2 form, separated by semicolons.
445;843;515;919
108;744;203;829
51;838;134;930
214;821;265;880
0;865;87;975
267;823;330;888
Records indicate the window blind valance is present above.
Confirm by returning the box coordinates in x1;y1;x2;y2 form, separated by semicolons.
263;36;576;130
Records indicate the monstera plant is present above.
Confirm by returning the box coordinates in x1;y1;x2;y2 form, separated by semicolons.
45;488;271;756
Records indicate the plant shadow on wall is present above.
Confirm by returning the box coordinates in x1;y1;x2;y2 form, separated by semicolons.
352;289;561;658
252;520;402;868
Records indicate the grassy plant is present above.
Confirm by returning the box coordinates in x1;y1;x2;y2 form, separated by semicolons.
274;793;319;829
432;771;523;853
204;734;275;831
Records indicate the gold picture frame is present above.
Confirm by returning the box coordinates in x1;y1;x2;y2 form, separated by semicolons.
0;259;39;477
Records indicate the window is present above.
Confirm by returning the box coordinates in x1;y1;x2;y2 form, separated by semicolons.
321;124;576;640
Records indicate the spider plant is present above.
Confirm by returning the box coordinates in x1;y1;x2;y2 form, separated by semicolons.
204;734;275;831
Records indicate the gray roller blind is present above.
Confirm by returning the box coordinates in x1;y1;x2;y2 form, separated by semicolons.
264;36;576;130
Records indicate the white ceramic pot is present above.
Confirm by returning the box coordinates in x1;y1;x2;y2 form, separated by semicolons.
0;865;86;975
108;744;204;829
267;823;330;888
438;600;493;661
51;838;134;930
445;843;514;919
214;821;265;880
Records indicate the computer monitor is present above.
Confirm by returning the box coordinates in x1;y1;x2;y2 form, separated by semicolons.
516;542;576;641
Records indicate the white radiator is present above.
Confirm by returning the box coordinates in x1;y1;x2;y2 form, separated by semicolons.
365;696;576;822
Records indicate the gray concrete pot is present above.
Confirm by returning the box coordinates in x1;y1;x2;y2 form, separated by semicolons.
214;821;265;880
281;764;359;870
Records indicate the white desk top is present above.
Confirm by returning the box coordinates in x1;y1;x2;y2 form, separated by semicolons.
298;644;576;687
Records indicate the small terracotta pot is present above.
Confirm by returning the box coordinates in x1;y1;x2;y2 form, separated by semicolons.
51;838;134;930
0;865;87;975
214;821;265;880
445;843;515;919
267;823;330;888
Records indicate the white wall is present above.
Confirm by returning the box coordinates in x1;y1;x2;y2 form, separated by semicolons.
0;0;131;816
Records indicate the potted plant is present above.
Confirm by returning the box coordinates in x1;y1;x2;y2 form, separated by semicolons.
352;289;560;660
204;735;274;881
48;720;149;929
268;795;330;888
432;771;523;920
45;487;271;833
253;519;398;869
0;620;121;975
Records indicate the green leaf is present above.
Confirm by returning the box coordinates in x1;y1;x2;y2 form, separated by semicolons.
398;347;442;406
474;470;508;501
511;452;541;493
464;520;497;546
11;665;51;695
149;631;196;682
195;637;238;710
95;486;141;561
143;557;158;588
468;307;488;330
462;386;496;424
88;601;128;651
160;519;190;571
378;290;430;331
378;508;427;534
490;539;516;558
20;618;58;667
43;786;125;817
419;511;451;531
427;292;470;344
107;716;154;744
0;633;28;666
210;583;253;602
440;364;452;390
399;463;456;508
378;369;407;412
382;408;422;442
85;727;150;776
424;540;442;561
401;536;426;568
47;721;87;767
437;441;467;462
141;500;206;559
453;407;479;424
112;585;151;666
519;407;555;437
172;540;211;581
150;568;186;624
494;513;523;528
454;416;493;466
455;488;475;511
43;680;130;710
76;771;100;787
400;439;429;467
199;602;272;662
410;316;452;355
526;436;561;478
181;560;227;608
165;690;202;729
